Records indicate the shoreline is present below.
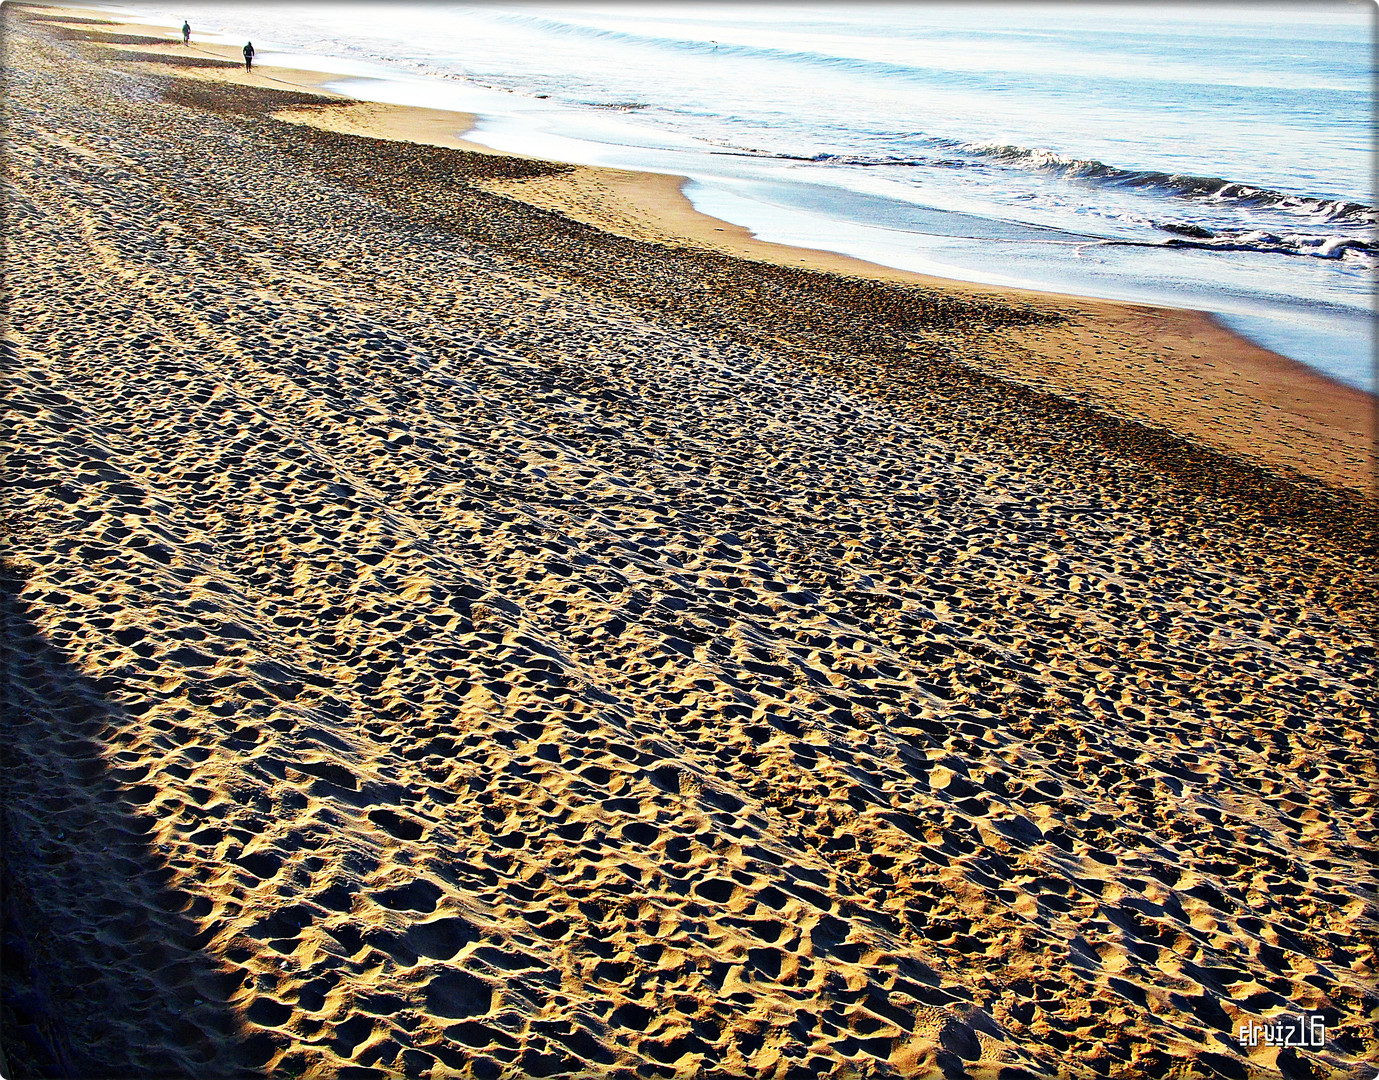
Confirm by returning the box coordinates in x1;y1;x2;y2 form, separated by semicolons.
50;3;1378;496
5;7;1378;1079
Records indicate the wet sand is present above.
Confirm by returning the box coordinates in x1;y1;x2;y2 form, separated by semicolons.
3;7;1377;1080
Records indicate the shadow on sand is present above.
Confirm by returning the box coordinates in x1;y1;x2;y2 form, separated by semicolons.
1;559;264;1078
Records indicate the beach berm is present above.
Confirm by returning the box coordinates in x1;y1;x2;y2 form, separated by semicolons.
2;7;1376;1080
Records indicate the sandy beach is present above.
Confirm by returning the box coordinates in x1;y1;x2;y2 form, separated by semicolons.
3;7;1377;1080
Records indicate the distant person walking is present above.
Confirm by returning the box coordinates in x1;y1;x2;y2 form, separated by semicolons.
243;41;255;71
182;20;190;45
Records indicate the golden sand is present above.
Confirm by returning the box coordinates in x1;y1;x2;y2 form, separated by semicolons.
2;7;1376;1080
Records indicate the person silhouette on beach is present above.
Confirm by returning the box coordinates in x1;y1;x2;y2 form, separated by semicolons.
182;20;190;45
243;41;255;71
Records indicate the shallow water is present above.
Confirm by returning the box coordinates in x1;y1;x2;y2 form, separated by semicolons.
131;1;1376;390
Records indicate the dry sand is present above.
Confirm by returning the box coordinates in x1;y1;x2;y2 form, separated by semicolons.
51;4;1379;495
3;7;1377;1080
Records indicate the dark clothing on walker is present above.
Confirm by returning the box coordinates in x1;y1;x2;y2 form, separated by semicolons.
243;42;255;71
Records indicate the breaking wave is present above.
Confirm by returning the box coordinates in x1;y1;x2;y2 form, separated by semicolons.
962;143;1376;226
1153;226;1375;261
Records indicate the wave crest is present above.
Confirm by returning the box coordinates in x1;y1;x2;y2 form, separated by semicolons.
964;143;1375;226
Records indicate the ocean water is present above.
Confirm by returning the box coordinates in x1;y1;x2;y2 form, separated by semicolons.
121;2;1375;391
